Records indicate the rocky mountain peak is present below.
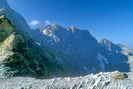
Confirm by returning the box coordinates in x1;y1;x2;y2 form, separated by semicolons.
99;39;117;51
41;24;65;35
67;26;79;32
100;39;113;45
43;24;62;30
51;24;62;28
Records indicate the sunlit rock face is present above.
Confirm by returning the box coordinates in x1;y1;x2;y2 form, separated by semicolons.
0;15;15;62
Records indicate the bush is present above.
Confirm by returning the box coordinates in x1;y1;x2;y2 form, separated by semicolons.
112;72;128;80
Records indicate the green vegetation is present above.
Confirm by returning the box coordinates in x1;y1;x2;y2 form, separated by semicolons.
112;72;128;80
0;15;64;78
0;15;14;42
3;33;64;77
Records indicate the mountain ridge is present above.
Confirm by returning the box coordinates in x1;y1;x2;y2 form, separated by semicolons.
35;24;133;72
0;0;133;89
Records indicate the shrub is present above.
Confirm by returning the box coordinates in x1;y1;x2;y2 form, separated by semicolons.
112;72;128;80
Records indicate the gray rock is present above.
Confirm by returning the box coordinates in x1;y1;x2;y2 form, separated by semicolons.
0;72;133;89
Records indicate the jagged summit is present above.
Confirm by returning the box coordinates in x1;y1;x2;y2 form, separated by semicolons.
42;24;80;33
100;39;122;52
41;24;65;36
50;24;62;29
67;26;79;32
99;39;113;45
43;24;63;30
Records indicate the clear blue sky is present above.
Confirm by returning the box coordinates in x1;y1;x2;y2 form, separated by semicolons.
7;0;132;48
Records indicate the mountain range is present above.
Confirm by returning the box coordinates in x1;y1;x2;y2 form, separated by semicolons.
31;24;133;73
0;0;133;88
0;0;133;76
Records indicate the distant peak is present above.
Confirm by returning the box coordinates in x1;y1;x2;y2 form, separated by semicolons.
99;39;114;51
51;24;61;28
43;24;62;30
118;44;128;50
67;26;79;32
100;39;112;44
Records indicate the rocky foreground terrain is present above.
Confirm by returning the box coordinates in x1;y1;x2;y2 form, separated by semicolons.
0;71;133;89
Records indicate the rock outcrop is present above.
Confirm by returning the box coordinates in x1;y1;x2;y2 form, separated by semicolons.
0;71;133;89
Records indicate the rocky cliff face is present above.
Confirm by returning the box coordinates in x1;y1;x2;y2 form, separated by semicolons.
33;24;131;73
40;25;101;73
99;39;130;72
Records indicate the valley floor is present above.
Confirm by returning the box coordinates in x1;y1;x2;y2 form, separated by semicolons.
0;71;133;89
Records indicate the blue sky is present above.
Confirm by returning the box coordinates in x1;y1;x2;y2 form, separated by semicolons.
7;0;132;48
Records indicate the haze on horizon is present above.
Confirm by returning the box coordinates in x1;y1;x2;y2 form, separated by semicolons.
7;0;132;48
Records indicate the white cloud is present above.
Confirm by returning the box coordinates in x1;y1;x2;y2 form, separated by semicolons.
30;20;40;26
